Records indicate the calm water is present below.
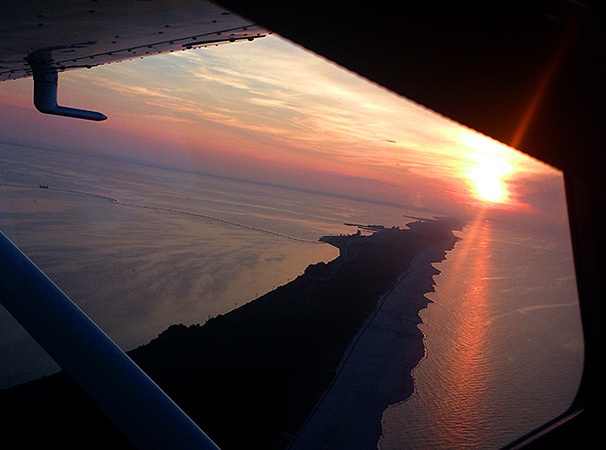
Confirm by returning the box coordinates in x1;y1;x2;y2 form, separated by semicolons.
380;218;583;449
0;145;583;447
0;145;416;384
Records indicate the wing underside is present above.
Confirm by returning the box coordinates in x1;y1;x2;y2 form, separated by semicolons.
0;0;266;82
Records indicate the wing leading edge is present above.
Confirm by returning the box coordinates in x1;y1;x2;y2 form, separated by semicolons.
0;0;266;119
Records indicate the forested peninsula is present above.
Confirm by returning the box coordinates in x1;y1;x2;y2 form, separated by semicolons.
0;219;460;449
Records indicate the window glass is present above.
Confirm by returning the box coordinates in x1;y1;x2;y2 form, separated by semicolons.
0;33;583;449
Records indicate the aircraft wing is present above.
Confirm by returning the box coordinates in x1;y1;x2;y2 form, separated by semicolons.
0;0;266;120
0;0;265;82
0;1;602;449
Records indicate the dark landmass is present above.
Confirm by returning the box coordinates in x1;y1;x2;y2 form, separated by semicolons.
343;222;389;232
0;219;460;449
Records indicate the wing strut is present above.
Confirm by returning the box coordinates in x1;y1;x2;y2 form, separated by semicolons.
0;231;219;449
26;51;107;121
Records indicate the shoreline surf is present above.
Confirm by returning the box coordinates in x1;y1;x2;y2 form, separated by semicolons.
290;242;455;450
0;219;460;449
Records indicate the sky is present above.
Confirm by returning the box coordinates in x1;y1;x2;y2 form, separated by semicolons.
0;33;568;230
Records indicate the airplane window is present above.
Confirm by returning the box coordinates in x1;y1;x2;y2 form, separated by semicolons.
0;33;583;449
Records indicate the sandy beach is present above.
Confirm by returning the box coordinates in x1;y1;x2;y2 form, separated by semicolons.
0;222;458;449
290;243;449;450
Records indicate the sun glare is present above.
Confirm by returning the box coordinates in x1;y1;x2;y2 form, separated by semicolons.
467;164;510;204
459;133;517;206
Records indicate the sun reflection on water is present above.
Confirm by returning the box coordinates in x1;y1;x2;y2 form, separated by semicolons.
431;213;494;447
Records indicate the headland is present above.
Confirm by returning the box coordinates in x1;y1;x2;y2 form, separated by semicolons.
0;219;460;449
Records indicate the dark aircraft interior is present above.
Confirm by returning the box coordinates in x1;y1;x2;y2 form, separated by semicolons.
1;1;601;448
217;2;603;448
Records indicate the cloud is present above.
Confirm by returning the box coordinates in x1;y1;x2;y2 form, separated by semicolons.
9;32;561;219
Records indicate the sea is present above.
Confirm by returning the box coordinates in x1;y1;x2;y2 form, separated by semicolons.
0;144;583;448
379;218;584;449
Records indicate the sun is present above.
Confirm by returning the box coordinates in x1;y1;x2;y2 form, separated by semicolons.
467;165;510;203
459;133;517;206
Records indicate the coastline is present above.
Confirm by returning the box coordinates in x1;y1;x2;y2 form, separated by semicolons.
0;219;460;449
289;243;452;450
